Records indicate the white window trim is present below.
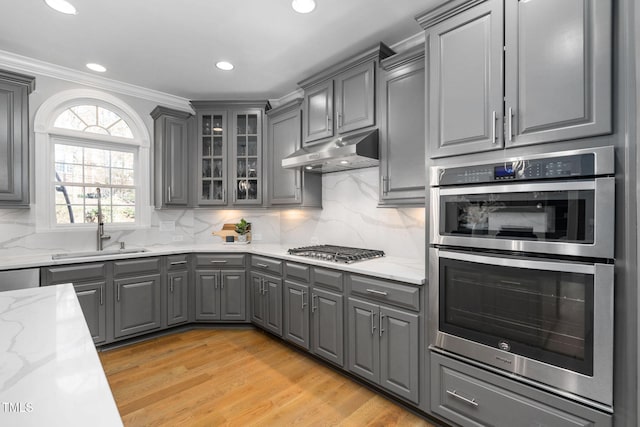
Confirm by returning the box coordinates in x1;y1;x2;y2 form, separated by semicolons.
34;89;151;231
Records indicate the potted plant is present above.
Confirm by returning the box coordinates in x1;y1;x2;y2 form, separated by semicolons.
235;218;251;242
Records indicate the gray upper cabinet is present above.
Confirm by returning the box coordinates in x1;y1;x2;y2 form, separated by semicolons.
114;273;162;339
299;43;393;146
378;45;426;206
302;80;334;144
191;101;265;207
419;0;612;158
266;99;321;207
0;70;35;207
151;106;192;207
425;0;504;158
504;0;611;147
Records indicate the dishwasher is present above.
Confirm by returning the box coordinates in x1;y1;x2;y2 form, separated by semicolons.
0;268;41;291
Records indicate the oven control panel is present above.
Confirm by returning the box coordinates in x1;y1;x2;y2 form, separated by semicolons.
436;153;597;185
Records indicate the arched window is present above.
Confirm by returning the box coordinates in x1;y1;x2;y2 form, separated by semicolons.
34;90;151;229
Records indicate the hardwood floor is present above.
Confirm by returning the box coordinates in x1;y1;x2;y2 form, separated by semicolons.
99;329;436;427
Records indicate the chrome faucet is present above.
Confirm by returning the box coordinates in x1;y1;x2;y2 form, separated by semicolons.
96;188;110;250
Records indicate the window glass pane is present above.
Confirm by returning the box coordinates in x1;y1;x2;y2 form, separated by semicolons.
112;168;134;186
85;148;110;166
54;110;85;131
85;166;110;185
113;188;135;205
55;205;85;224
54;105;133;139
55;144;83;164
98;108;121;129
85;125;110;135
71;106;97;126
55;163;83;183
112;206;135;223
111;151;134;169
108;120;134;138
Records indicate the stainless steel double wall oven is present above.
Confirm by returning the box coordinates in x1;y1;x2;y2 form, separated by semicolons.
428;147;615;410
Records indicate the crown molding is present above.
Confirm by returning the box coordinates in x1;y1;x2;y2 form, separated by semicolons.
269;88;304;109
389;32;426;54
0;49;192;111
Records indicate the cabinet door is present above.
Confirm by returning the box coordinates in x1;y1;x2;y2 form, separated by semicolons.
303;80;334;144
379;305;419;404
74;281;107;344
163;116;189;205
232;110;263;205
347;298;380;383
114;274;161;338
264;275;283;336
195;270;220;321
311;287;344;367
428;0;504;157
250;272;266;325
379;58;425;204
504;0;611;147
0;76;31;205
220;270;246;321
198;111;228;205
268;106;302;205
284;281;310;350
335;61;375;134
167;270;189;326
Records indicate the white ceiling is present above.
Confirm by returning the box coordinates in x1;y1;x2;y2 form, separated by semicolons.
0;0;442;101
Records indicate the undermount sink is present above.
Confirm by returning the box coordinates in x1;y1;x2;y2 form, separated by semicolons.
51;248;149;260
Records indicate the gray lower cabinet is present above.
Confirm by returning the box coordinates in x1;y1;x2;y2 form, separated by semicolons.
72;280;107;344
431;352;612;427
310;287;344;367
250;271;283;336
167;270;189;326
284;280;310;349
0;70;35;207
378;44;426;206
348;296;419;404
114;273;162;339
195;269;246;321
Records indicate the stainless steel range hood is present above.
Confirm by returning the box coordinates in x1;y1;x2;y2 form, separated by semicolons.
281;129;378;173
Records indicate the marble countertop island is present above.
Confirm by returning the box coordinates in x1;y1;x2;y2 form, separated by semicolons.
0;284;122;427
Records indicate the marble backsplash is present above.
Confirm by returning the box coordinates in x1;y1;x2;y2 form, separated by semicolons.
0;168;425;262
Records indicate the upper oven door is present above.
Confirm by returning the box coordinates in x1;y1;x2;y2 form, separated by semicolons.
430;177;615;259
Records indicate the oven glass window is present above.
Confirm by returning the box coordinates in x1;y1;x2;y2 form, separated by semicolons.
440;190;594;244
440;257;594;375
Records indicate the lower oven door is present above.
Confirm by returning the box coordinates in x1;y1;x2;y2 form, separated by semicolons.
428;247;614;408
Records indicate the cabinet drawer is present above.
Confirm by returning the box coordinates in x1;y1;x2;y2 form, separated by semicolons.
113;257;161;277
44;263;107;284
349;275;419;311
195;253;245;268
285;262;310;282
167;254;189;270
431;352;612;427
312;267;343;292
251;255;283;275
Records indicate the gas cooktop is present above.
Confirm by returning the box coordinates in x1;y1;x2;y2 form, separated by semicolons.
287;245;385;263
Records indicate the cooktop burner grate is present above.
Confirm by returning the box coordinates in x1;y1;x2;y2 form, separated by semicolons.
287;245;385;263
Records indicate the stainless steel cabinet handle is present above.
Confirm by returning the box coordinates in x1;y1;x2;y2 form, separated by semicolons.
337;113;342;128
210;260;228;264
491;110;497;144
371;311;377;335
221;281;225;290
167;186;172;201
99;287;103;305
222;188;226;202
366;288;388;296
116;284;120;302
507;107;513;143
256;263;269;269
301;290;307;309
170;261;188;265
379;312;385;337
311;294;318;313
446;390;479;407
170;281;174;293
381;176;390;194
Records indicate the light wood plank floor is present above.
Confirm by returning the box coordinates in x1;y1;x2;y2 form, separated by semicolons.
99;329;437;427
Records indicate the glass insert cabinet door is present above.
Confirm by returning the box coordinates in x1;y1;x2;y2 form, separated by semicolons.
232;111;262;204
198;111;227;205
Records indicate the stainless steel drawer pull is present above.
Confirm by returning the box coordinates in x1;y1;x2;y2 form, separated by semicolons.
366;288;388;296
311;294;318;313
301;290;307;309
170;261;188;265
371;311;377;335
99;287;103;305
256;263;269;268
379;313;385;337
210;260;228;264
446;390;479;407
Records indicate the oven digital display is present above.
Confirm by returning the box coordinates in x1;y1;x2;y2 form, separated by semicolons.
494;164;515;179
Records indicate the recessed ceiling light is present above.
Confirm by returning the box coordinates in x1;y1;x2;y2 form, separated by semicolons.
339;160;350;165
44;0;77;15
292;0;316;14
86;63;107;73
216;61;234;71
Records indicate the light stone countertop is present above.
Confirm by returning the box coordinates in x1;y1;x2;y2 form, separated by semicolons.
0;284;123;427
0;244;425;285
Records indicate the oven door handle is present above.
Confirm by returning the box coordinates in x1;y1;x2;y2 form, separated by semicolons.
434;248;610;275
437;178;604;196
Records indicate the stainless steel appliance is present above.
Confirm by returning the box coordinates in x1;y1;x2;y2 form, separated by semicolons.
287;245;385;263
428;146;615;411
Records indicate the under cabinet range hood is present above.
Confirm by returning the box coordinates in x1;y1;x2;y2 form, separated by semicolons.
282;129;379;173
